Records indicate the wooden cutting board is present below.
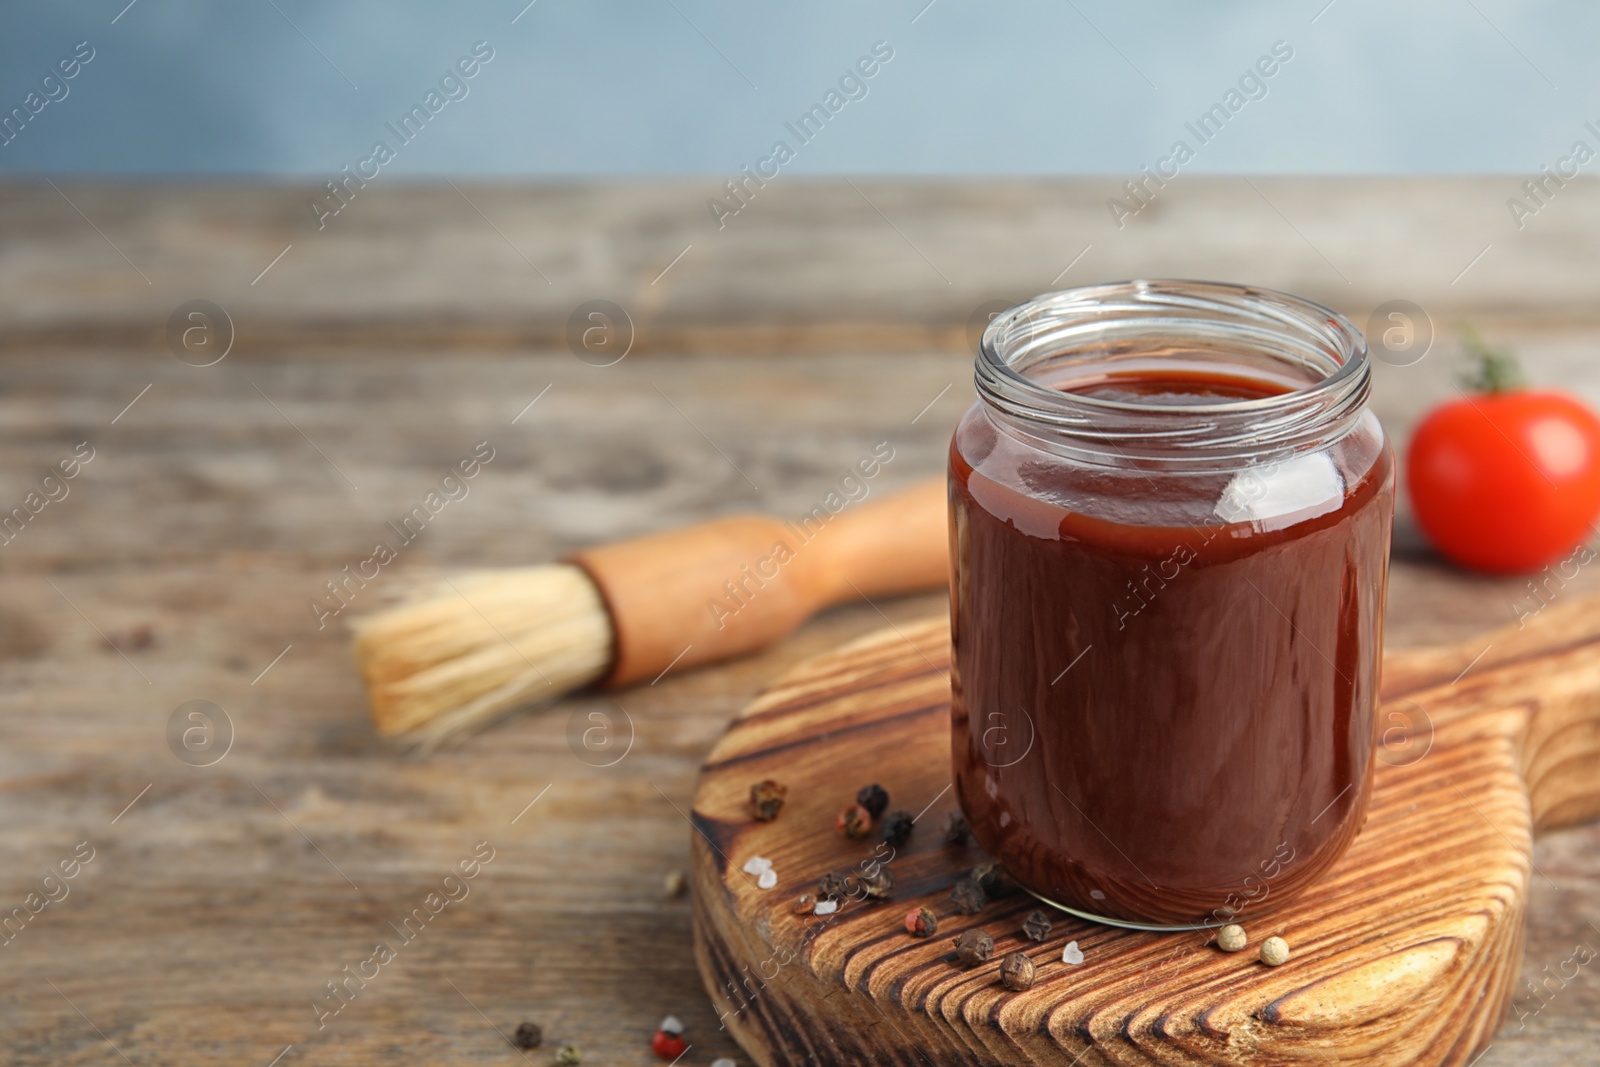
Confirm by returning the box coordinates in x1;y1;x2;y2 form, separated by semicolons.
688;595;1600;1067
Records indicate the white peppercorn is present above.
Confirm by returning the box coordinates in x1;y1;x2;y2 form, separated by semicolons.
1217;924;1247;952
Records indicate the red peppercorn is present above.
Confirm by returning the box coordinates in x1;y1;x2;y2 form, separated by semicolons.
836;803;872;839
651;1029;688;1060
904;906;938;938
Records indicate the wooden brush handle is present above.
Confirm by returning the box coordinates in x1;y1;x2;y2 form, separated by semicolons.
571;478;948;687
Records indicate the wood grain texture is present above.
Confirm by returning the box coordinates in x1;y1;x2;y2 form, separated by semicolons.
690;595;1600;1066
6;180;1600;352
1;180;1599;1066
4;341;1599;1067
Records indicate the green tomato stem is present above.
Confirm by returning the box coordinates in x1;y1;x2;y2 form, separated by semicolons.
1459;324;1527;394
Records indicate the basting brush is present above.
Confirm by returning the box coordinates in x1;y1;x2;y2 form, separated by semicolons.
352;478;948;748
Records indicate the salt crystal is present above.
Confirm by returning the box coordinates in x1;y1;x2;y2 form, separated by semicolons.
756;868;778;890
813;899;838;916
658;1014;685;1035
741;855;773;876
1062;940;1084;965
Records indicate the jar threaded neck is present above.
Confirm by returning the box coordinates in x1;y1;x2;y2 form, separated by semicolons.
976;280;1370;469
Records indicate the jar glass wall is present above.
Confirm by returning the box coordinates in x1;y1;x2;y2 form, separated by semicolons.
948;280;1394;929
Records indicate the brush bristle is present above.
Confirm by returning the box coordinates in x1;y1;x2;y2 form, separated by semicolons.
351;564;612;748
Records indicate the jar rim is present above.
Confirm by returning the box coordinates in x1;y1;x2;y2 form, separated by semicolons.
975;279;1370;463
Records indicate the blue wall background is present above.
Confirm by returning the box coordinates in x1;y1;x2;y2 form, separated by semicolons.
0;1;1591;175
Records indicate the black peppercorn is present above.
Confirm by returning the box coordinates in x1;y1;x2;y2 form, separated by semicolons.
856;783;890;819
511;1021;542;1049
881;809;915;847
943;811;971;846
817;870;852;902
971;860;1015;897
950;876;986;915
748;779;787;822
859;864;895;899
999;951;1036;991
1022;909;1052;942
953;928;995;966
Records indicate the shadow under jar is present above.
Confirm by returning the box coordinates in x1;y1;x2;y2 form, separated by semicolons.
949;281;1394;929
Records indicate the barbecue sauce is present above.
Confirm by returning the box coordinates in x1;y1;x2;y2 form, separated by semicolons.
950;368;1393;926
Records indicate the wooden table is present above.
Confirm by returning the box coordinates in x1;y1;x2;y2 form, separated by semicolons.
2;180;1597;1065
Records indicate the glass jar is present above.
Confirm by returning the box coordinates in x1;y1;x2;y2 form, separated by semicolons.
948;280;1393;929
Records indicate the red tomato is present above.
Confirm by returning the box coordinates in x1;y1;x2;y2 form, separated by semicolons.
1407;389;1600;573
